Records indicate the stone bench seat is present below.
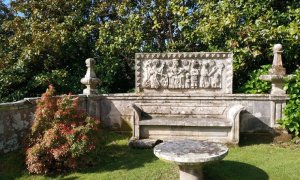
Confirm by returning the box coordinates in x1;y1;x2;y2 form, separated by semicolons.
131;102;245;144
139;117;232;127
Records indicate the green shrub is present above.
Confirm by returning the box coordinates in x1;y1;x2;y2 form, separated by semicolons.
278;70;300;136
238;64;271;94
26;85;100;174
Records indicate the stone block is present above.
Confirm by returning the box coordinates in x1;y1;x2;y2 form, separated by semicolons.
12;113;23;130
135;52;233;94
253;101;271;118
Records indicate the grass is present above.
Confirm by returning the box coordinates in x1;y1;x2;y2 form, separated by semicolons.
1;131;300;180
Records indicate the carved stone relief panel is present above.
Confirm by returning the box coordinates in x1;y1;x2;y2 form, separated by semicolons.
135;53;233;94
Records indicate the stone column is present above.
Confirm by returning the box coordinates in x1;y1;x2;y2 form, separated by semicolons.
179;165;203;180
80;58;100;95
259;44;286;95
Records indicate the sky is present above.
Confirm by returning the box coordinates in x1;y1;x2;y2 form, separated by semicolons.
3;0;10;5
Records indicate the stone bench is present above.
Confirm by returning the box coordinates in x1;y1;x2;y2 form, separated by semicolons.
132;52;245;144
131;101;245;144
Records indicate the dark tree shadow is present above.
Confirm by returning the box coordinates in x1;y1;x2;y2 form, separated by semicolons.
239;133;276;147
239;111;280;147
57;129;157;178
204;160;269;180
0;130;158;179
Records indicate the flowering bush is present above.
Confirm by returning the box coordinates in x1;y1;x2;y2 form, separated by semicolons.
26;85;100;174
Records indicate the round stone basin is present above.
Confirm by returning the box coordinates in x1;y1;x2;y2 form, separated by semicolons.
154;139;228;180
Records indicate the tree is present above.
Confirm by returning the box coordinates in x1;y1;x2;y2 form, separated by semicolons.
0;0;96;101
1;0;300;102
0;2;12;67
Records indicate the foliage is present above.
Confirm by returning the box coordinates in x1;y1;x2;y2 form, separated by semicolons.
278;70;300;135
1;1;300;102
238;64;271;94
25;85;100;174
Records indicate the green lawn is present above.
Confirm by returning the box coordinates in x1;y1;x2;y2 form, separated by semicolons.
1;131;300;180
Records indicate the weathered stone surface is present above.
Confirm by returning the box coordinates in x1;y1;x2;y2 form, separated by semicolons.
0;99;36;153
81;58;101;95
135;52;233;94
132;100;245;144
154;140;228;180
154;140;228;164
259;44;286;95
128;138;163;149
0;93;288;153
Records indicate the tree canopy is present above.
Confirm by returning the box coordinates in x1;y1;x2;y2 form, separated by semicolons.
0;0;300;102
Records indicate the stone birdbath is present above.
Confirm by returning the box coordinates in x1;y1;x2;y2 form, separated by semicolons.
154;139;228;180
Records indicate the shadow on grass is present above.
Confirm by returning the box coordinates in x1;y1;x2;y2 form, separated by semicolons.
239;132;276;147
204;160;269;180
0;130;158;179
76;130;157;174
55;130;157;178
0;150;26;179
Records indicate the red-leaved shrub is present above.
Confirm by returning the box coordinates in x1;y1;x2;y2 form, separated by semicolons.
26;85;100;174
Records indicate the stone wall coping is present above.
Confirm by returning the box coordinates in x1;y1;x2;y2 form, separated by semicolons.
1;93;289;107
135;52;233;59
0;98;36;110
86;93;288;101
0;95;81;109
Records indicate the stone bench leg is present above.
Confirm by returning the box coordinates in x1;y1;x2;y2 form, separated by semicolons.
179;165;203;180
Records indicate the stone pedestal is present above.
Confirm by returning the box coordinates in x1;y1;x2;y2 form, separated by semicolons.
179;165;203;180
153;140;228;180
260;75;285;95
259;44;286;95
80;58;100;95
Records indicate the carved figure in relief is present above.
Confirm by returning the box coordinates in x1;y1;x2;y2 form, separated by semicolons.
149;59;165;89
167;61;175;88
168;59;183;88
160;74;169;88
190;60;199;88
211;73;221;88
142;60;152;88
210;63;224;88
178;68;185;89
199;62;210;88
181;60;190;88
182;60;190;72
185;73;191;88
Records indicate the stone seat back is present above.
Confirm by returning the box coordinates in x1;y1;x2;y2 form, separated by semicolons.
136;102;227;119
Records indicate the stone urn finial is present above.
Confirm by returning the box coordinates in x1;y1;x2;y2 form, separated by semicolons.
80;58;100;95
259;44;286;95
269;44;286;76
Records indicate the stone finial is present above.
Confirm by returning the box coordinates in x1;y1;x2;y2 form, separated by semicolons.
80;58;100;95
269;44;286;76
259;44;286;95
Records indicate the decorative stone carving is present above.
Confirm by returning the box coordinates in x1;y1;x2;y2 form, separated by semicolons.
259;44;286;95
81;58;101;95
141;59;224;89
136;52;233;94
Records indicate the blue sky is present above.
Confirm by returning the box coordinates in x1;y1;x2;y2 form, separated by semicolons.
3;0;10;5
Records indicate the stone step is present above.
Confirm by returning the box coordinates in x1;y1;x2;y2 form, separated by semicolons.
139;117;231;127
